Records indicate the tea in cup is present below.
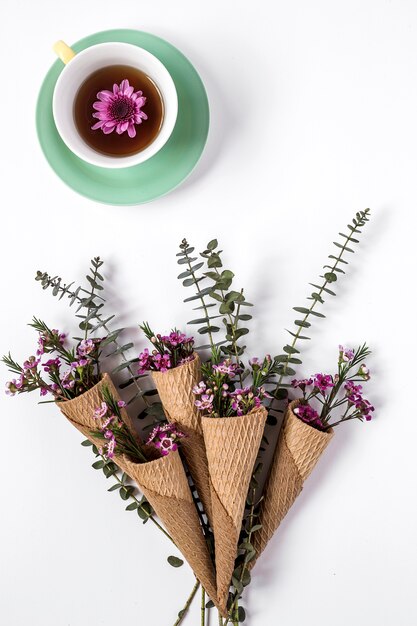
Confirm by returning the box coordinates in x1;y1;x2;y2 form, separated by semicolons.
53;41;178;168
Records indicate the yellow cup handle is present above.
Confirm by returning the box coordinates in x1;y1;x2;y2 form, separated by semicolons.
53;40;76;65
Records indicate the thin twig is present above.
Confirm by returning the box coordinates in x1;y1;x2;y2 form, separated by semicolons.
270;212;370;402
201;586;206;626
173;579;200;626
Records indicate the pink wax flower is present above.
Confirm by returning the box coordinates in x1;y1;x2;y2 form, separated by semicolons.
338;345;355;363
312;373;334;393
357;363;371;380
147;423;186;456
91;79;148;138
293;403;325;430
23;356;40;371
77;339;95;357
42;358;61;373
212;359;239;378
94;402;108;419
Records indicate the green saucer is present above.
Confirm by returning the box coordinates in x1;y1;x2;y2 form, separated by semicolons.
36;29;209;205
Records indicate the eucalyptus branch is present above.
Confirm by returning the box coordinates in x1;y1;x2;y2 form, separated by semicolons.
35;263;150;408
200;240;253;374
83;257;104;339
178;239;220;355
270;209;371;405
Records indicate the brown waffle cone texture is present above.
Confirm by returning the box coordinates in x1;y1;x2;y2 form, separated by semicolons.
251;400;334;567
151;354;213;526
58;374;218;607
122;452;218;606
58;373;138;476
202;406;268;612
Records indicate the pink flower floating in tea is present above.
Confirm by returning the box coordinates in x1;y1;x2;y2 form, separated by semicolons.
91;79;148;138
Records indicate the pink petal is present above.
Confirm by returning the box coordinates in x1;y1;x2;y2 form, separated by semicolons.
125;85;134;97
127;123;136;138
135;111;148;122
93;102;108;111
134;90;143;97
116;121;129;134
102;121;116;134
120;79;130;94
97;90;114;102
93;112;111;121
113;83;119;95
135;96;146;107
91;121;104;130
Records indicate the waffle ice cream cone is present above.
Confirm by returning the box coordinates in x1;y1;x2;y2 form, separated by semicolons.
152;354;213;525
122;451;217;605
58;373;140;475
202;407;267;611
59;374;219;608
252;400;333;565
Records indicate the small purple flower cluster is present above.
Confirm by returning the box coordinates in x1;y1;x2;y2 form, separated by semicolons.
290;344;374;430
293;403;324;430
193;357;271;418
138;329;195;374
5;331;103;399
229;386;271;416
212;360;240;377
138;348;172;374
292;373;334;393
344;381;374;421
339;345;355;362
146;423;186;456
193;381;215;411
160;331;193;348
5;373;25;395
93;399;127;460
37;328;66;356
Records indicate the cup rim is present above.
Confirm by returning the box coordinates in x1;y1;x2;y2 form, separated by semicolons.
52;41;178;169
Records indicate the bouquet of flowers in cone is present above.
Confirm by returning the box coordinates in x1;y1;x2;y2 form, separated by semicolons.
3;209;375;624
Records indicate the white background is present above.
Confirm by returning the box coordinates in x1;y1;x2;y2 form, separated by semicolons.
0;1;416;625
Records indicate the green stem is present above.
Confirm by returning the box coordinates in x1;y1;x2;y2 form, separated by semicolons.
210;264;245;383
173;579;200;626
218;611;224;625
226;487;257;624
183;247;217;353
271;218;367;402
201;587;206;626
233;603;239;626
326;410;357;429
85;264;100;340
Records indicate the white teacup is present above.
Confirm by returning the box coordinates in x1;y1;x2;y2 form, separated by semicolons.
52;41;178;168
